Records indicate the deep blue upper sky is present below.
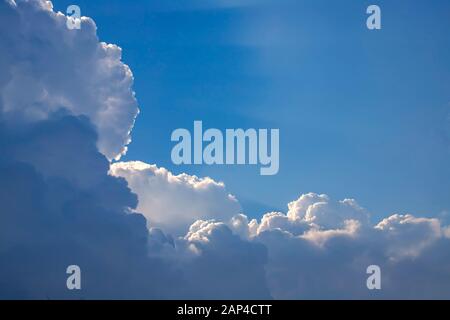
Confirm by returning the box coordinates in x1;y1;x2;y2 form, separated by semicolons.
52;0;450;221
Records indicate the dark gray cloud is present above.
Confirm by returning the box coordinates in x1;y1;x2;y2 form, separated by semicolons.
0;113;270;299
0;114;177;299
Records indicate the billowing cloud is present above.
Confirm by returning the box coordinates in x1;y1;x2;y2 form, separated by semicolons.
287;193;370;229
375;214;442;260
0;0;138;160
224;194;450;299
110;161;241;236
252;193;369;237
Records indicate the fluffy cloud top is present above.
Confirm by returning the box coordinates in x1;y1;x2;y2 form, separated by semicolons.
287;193;370;229
252;193;369;237
0;0;138;160
228;194;450;299
110;161;241;235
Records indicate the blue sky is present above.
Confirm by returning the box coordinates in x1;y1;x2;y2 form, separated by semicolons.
52;0;450;221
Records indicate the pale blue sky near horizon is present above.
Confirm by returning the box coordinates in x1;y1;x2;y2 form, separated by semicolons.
52;0;450;221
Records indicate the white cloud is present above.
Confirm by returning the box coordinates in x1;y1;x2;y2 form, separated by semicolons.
223;194;450;299
287;193;370;229
301;219;361;247
107;157;450;298
246;193;369;237
0;0;138;160
110;161;241;235
375;214;442;260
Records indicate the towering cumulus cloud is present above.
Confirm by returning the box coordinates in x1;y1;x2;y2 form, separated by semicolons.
1;0;450;300
0;0;138;160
